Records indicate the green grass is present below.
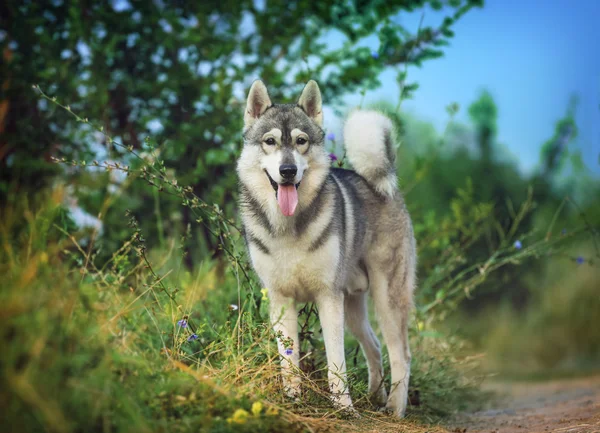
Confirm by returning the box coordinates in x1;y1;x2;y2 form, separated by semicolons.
0;193;485;433
4;81;597;433
454;244;600;380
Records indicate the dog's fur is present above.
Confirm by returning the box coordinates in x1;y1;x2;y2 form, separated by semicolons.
236;80;416;417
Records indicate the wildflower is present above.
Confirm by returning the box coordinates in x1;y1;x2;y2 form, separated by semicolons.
328;153;338;162
261;288;269;301
177;319;188;328
371;50;379;59
576;256;585;265
251;401;263;416
561;228;567;235
229;304;239;312
227;408;249;424
284;348;293;356
266;406;279;416
513;240;522;250
326;132;335;141
187;334;198;342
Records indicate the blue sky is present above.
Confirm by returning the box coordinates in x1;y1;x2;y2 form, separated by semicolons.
325;0;600;175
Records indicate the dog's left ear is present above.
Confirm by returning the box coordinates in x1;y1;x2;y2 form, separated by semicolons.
298;80;323;126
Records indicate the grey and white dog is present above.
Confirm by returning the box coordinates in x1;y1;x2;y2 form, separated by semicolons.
237;80;416;417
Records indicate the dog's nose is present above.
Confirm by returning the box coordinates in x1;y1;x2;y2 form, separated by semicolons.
279;164;297;180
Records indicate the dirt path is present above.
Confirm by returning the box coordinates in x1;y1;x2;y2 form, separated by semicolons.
451;375;600;433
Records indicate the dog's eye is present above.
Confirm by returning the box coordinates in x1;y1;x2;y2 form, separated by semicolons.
296;137;307;145
264;137;276;145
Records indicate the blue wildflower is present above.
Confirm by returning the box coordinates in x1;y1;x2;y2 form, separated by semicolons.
576;256;584;265
177;319;188;328
328;153;338;162
326;132;335;141
371;50;379;59
187;334;199;342
561;228;567;235
284;348;293;356
514;240;522;250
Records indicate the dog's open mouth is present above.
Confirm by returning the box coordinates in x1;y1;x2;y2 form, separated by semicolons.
265;170;300;217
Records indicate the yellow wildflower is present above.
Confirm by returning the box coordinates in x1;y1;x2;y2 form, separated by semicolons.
227;408;249;424
261;287;269;301
251;401;263;416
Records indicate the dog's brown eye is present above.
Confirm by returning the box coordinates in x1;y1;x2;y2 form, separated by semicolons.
265;137;276;145
296;137;307;145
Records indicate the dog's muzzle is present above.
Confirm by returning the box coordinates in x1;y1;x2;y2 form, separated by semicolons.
264;170;301;217
264;170;300;194
279;164;297;180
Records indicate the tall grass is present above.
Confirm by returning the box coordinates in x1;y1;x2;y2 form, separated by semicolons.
458;243;600;378
0;190;481;433
1;88;593;432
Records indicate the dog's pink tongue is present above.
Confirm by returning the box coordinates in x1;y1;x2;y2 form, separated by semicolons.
277;184;298;216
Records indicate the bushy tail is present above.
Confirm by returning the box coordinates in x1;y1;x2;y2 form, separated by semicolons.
343;109;398;199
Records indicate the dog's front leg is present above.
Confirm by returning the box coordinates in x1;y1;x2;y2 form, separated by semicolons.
269;291;301;398
317;292;353;410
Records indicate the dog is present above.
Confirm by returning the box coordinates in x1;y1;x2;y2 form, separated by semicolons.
236;80;416;417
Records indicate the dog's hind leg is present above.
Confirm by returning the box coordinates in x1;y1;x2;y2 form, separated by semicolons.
345;292;387;406
369;255;414;418
269;291;301;399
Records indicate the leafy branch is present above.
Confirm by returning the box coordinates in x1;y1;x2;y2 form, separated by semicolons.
35;86;261;315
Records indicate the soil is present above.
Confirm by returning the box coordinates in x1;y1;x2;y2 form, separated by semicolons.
450;375;600;433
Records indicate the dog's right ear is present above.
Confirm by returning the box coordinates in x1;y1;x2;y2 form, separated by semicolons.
244;80;272;128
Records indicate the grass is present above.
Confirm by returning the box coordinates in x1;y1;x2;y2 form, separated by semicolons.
0;190;486;433
5;89;592;432
454;243;600;380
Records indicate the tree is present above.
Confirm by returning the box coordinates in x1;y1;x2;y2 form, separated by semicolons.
539;95;578;177
0;0;483;263
468;89;497;169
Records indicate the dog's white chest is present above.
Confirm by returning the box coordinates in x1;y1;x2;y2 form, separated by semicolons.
249;234;340;302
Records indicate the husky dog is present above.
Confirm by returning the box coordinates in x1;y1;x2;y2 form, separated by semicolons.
236;80;416;417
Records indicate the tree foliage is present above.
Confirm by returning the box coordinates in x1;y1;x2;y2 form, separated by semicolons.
1;0;482;260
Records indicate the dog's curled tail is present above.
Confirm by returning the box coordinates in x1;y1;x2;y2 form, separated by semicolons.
343;109;398;199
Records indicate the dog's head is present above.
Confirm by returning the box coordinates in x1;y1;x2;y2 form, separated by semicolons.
238;80;330;217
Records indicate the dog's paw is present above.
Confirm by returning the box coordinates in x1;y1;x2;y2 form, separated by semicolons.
338;406;361;419
377;404;406;418
283;382;302;401
369;387;388;407
330;393;359;418
284;390;301;402
381;388;408;418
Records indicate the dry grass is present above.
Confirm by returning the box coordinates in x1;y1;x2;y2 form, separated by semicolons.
0;194;484;432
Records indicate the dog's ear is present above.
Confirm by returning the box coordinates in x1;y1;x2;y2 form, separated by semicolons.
244;80;272;127
298;80;323;126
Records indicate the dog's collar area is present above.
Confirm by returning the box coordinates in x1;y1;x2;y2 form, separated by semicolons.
264;170;301;195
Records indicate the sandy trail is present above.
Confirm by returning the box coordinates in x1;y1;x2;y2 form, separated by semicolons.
451;375;600;433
